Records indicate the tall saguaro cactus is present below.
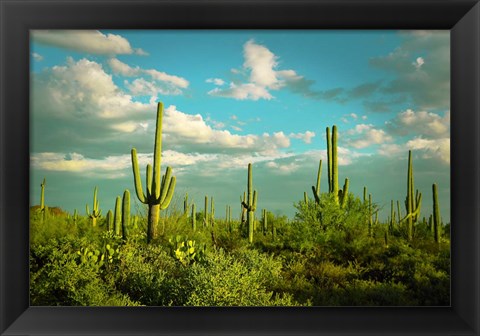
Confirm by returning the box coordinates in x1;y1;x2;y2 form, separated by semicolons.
106;210;113;232
131;102;176;243
122;190;130;240
242;163;258;244
432;183;441;243
340;178;349;208
184;193;189;217
40;178;46;211
114;196;122;236
401;150;422;241
326;126;339;203
86;187;102;227
204;196;209;227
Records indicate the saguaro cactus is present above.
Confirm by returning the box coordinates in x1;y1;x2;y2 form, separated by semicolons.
106;210;113;232
86;187;102;227
184;193;189;216
432;183;441;243
131;102;176;243
262;209;268;234
326;126;339;203
240;192;247;224
204;196;209;227
311;160;322;204
192;203;196;232
241;163;258;244
340;178;349;208
40;178;46;210
114;196;122;236
401;150;422;241
122;190;130;240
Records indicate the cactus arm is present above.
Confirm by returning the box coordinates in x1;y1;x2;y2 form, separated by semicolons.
159;167;173;204
252;190;257;212
146;164;152;199
131;148;147;204
86;204;90;216
341;178;349;208
159;176;176;210
311;186;320;203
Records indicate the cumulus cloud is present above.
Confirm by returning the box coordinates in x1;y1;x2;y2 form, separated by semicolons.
208;83;273;101
346;124;393;149
32;57;154;120
109;58;189;95
289;131;315;144
162;105;295;155
379;137;449;164
31;30;147;56
386;109;449;138
265;161;300;174
32;52;43;61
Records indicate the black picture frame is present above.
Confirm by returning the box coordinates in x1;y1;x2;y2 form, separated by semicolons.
1;0;479;335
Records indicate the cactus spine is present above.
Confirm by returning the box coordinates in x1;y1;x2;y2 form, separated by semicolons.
311;160;322;204
131;102;176;243
242;163;258;244
86;187;102;227
432;183;441;243
122;190;130;240
114;196;121;236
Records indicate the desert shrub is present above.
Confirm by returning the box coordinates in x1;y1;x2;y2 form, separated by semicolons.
30;241;138;306
184;248;299;306
116;243;186;306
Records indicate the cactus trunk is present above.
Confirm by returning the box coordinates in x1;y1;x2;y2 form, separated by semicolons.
114;196;122;236
122;190;130;240
242;163;258;244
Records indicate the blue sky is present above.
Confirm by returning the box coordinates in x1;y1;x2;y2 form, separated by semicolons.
30;30;450;222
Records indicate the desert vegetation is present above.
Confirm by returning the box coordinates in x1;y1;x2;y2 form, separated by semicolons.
30;102;450;306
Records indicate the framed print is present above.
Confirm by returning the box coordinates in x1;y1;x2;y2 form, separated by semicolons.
1;0;479;335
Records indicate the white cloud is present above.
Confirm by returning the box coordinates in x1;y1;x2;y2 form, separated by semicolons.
378;137;450;164
32;30;145;56
346;124;393;149
32;52;44;61
207;40;303;100
206;78;225;86
162;105;294;155
387;109;449;138
208;82;273;100
413;57;425;69
289;131;315;144
109;58;189;95
231;125;242;131
33;57;154;121
111;121;148;133
265;161;300;174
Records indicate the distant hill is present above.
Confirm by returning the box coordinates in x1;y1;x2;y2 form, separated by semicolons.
30;205;68;217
